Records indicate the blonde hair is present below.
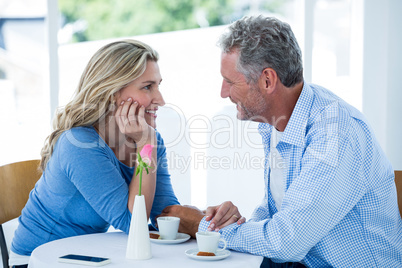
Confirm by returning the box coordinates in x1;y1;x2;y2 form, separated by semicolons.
40;39;159;171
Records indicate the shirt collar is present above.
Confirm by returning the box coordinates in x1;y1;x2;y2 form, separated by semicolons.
258;82;314;147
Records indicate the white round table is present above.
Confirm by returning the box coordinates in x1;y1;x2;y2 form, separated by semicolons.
28;231;263;267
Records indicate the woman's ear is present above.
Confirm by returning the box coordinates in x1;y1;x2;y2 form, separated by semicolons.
259;68;277;94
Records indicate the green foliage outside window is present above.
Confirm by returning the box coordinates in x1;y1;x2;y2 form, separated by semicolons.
58;0;236;42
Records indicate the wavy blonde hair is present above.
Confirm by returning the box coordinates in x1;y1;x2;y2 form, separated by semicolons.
40;39;159;171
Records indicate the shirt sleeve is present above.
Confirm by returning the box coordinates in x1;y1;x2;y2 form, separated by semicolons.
198;216;209;231
149;131;180;228
249;175;271;222
212;118;369;263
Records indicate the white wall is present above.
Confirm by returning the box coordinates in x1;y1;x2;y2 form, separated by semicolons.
362;0;402;170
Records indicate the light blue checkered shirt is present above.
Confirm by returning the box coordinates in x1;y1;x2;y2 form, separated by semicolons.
199;83;402;267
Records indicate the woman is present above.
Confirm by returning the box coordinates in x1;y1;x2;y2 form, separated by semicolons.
9;39;178;267
10;39;244;268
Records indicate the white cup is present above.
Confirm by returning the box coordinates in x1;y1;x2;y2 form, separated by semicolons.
196;231;227;253
157;216;180;240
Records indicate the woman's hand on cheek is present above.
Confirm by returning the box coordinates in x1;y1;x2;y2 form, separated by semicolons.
115;98;155;146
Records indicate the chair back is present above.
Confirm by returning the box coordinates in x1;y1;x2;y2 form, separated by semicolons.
0;160;42;225
395;170;402;218
0;160;41;268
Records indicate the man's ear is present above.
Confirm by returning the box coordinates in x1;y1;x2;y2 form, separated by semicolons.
259;68;277;94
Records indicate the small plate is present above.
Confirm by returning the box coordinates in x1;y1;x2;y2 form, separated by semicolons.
185;248;231;261
149;231;191;244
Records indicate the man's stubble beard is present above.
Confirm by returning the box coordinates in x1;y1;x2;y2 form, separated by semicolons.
238;85;268;122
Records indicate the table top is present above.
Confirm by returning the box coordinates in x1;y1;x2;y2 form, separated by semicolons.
28;231;263;268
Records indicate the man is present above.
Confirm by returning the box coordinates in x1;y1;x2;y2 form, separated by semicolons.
159;15;402;267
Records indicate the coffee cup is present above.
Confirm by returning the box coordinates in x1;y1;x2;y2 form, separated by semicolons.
157;216;180;240
196;231;227;253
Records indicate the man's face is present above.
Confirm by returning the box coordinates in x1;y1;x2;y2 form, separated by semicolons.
220;51;266;121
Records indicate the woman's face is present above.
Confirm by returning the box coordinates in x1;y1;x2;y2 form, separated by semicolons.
115;60;165;128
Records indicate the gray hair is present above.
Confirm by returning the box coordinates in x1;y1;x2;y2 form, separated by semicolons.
218;15;303;87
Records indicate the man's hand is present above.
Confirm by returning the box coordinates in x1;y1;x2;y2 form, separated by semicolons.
205;201;246;231
158;205;205;238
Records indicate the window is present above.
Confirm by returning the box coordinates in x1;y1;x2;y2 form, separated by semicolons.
1;0;366;218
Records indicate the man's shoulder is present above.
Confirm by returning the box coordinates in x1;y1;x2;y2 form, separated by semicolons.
303;84;377;147
308;84;365;124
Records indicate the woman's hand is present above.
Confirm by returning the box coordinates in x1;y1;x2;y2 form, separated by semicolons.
205;201;246;231
115;98;155;146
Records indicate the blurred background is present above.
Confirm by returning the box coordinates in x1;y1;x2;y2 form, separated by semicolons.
0;1;401;250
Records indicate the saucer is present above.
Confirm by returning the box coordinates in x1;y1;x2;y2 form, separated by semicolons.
149;231;191;244
185;248;231;261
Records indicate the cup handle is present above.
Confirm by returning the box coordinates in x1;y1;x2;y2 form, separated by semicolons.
217;238;227;252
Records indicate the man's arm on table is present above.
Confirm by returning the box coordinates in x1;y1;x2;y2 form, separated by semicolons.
159;201;245;237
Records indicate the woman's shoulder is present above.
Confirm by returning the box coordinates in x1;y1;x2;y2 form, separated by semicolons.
61;125;97;139
155;129;167;149
58;126;102;150
155;129;162;141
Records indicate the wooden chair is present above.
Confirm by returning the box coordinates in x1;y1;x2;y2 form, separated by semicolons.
395;170;402;218
0;160;41;268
